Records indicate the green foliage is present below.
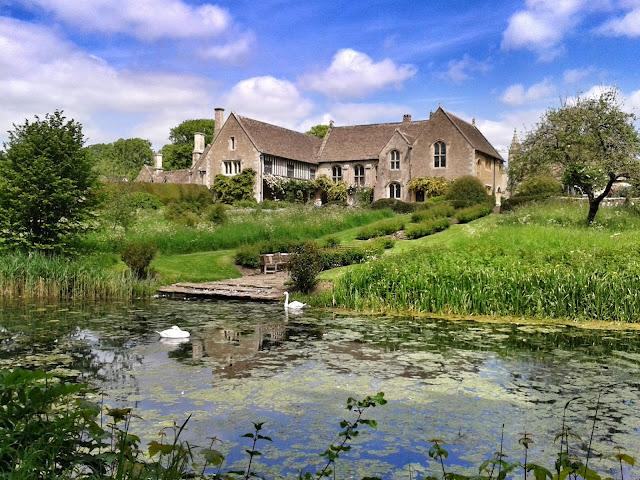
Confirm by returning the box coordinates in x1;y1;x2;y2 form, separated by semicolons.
86;137;153;180
235;244;261;269
128;191;164;210
162;119;216;170
204;203;228;224
501;194;556;212
347;185;374;206
284;178;317;203
0;110;99;252
408;176;449;197
213;168;257;204
455;203;494;223
326;181;348;204
322;235;341;248
404;217;452;239
512;88;640;224
305;124;330;138
410;203;455;223
355;217;405;240
370;198;416;213
126;182;212;205
121;240;156;279
288;241;324;293
446;175;492;208
517;175;563;197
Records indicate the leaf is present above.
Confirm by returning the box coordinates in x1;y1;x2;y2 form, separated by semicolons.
148;440;176;457
527;463;553;480
202;448;225;466
257;434;273;442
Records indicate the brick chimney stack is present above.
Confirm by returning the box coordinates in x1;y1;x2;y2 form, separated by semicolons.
403;114;412;122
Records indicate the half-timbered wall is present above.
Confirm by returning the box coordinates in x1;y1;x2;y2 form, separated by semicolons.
263;154;316;180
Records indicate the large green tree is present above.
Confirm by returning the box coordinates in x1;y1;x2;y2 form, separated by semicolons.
161;119;215;170
0;111;98;251
86;137;153;180
306;124;329;138
511;88;640;224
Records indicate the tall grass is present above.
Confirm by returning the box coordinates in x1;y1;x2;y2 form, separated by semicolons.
315;201;640;322
0;252;151;299
82;206;394;255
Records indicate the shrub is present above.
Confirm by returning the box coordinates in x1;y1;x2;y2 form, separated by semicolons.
500;194;555;212
130;182;212;205
517;175;562;197
289;242;324;293
372;236;396;250
212;168;256;204
235;244;261;269
410;203;455;223
355;217;406;240
128;191;163;210
326;181;348;203
322;235;341;248
455;203;494;223
204;203;228;224
370;198;416;213
446;175;491;208
121;240;156;279
407;176;449;198
405;217;452;239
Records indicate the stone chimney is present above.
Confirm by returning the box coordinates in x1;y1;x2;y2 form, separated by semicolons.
403;114;412;123
154;152;163;172
192;132;205;167
429;110;434;119
472;117;476;127
214;107;224;140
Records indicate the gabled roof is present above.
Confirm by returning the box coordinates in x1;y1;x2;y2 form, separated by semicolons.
442;109;503;161
235;114;323;162
318;121;428;162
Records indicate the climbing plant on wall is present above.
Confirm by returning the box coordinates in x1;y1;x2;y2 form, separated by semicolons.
212;169;256;204
408;176;449;198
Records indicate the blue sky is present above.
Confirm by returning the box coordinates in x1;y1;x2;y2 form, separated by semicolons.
1;0;640;159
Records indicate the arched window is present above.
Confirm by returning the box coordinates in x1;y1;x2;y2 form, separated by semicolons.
389;182;401;199
354;165;365;185
390;150;400;170
332;165;342;183
434;141;446;168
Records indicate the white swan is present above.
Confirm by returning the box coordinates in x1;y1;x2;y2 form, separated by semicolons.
156;325;190;338
284;292;307;310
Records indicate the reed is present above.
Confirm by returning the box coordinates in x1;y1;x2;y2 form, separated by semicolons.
0;252;151;300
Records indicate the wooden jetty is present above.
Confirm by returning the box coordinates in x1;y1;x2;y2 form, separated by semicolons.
157;272;288;302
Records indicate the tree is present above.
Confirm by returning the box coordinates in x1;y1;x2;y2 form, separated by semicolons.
512;88;640;224
162;119;215;170
306;125;329;138
0;111;98;251
86;137;153;180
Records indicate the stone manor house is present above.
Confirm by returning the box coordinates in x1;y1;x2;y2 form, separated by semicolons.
136;106;507;204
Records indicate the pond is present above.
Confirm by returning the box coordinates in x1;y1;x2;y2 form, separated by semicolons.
1;299;639;479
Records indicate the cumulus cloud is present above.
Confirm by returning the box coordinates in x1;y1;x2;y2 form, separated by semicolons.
500;79;555;106
597;7;640;37
563;67;596;83
222;76;314;128
201;32;256;65
22;0;231;40
299;49;416;99
0;17;215;149
439;54;491;84
501;0;590;60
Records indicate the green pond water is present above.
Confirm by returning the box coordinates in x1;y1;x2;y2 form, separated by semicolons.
1;299;639;479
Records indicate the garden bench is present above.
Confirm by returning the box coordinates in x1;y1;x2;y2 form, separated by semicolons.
259;253;291;274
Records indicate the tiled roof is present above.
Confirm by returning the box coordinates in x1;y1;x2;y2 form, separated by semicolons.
443;110;504;161
133;165;192;184
235;115;323;162
318;121;429;162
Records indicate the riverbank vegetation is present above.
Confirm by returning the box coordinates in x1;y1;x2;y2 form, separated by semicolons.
313;199;640;322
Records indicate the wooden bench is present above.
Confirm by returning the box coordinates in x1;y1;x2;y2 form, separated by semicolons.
259;253;292;274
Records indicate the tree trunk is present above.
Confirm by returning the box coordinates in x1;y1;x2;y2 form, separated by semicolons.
586;176;616;225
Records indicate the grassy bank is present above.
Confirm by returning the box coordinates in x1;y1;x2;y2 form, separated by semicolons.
312;200;640;322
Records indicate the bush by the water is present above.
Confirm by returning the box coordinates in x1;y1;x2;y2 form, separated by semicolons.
410;203;455;223
405;217;452;239
121;240;156;279
288;242;324;293
446;175;492;208
455;203;494;223
370;198;416;213
355;217;405;240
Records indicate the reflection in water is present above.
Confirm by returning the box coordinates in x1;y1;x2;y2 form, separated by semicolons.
1;299;640;478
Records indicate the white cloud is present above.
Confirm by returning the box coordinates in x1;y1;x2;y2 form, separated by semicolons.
23;0;231;40
328;103;410;126
201;32;256;65
501;79;556;106
0;17;215;150
501;0;589;60
597;7;640;37
299;49;416;99
439;54;491;84
563;67;596;83
222;76;314;128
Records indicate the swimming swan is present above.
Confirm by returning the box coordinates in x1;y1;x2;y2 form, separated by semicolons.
156;325;190;338
284;292;307;310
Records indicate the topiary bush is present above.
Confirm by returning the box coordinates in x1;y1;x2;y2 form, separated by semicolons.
288;242;324;293
121;240;156;279
517;175;562;197
446;175;492;208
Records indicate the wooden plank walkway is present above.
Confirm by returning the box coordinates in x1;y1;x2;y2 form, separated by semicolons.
157;272;288;302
